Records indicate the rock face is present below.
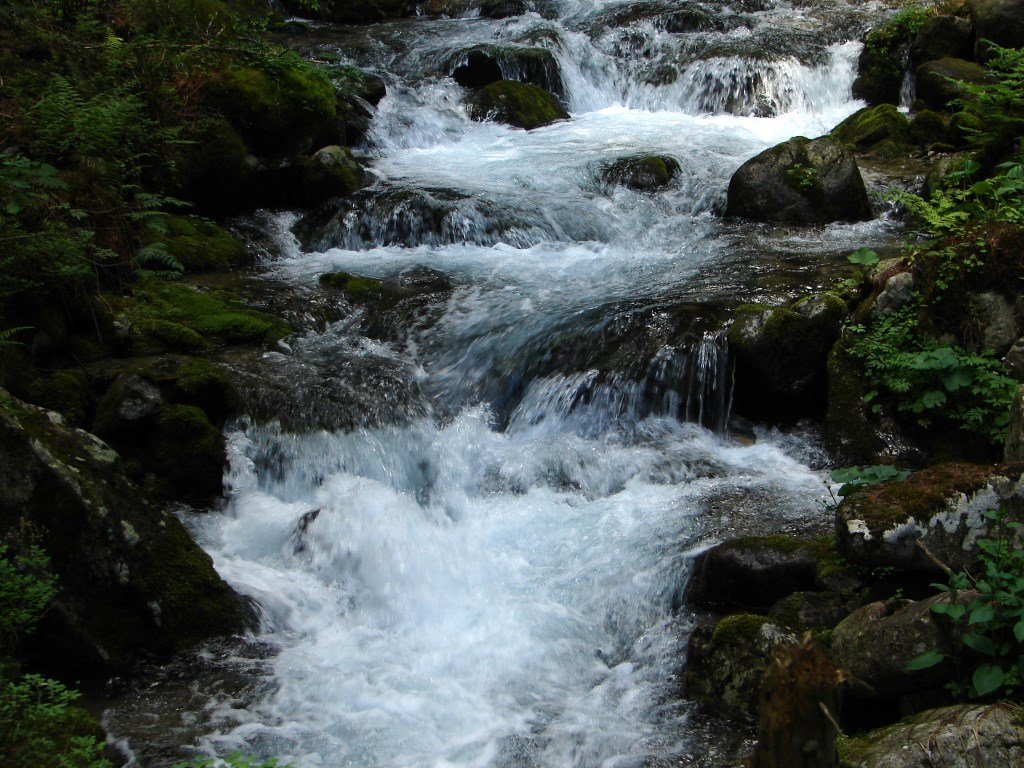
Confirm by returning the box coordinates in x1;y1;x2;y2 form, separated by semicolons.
835;463;1024;573
601;154;680;191
685;614;797;719
467;80;569;130
839;703;1024;767
685;536;825;611
915;58;989;110
969;0;1024;60
829;597;955;699
727;294;845;416
725;137;872;225
0;392;248;684
910;16;974;66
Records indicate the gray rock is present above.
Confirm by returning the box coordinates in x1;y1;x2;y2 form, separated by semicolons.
911;16;974;66
969;0;1024;60
1002;338;1024;382
915;58;989;111
872;272;915;319
973;291;1019;356
768;590;861;632
835;463;1024;573
829;596;956;698
1004;385;1024;461
840;702;1024;767
725;136;873;225
685;614;797;718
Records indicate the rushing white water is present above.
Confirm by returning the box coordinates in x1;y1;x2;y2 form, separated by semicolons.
109;1;903;765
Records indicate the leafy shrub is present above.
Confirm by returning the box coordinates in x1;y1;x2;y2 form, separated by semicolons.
0;544;55;654
908;509;1024;700
955;46;1024;166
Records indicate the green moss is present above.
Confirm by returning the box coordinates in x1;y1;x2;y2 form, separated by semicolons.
115;277;289;350
319;271;406;303
173;358;238;422
142;215;246;273
467;80;569;130
832;104;911;150
853;7;930;105
909;109;958;147
148;404;225;496
602;155;680;191
710;613;770;646
25;370;89;427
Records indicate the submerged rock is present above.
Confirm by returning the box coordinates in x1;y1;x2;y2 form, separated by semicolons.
838;702;1024;767
725;136;872;225
467;80;569;130
0;391;248;684
601;154;680;191
834;463;1024;573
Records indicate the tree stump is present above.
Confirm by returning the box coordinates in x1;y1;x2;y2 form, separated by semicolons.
749;635;844;768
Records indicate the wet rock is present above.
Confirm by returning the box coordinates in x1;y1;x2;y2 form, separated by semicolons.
834;462;1024;573
299;145;367;202
838;702;1024;767
467;80;569;130
141;215;247;273
397;265;453;292
449;45;564;98
872;271;915;319
969;0;1024;60
915;58;989;111
601;154;681;192
479;0;531;19
24;369;91;428
1003;340;1024;383
853;17;921;106
829;596;956;699
685;615;797;719
0;391;247;684
1003;385;1024;461
280;0;415;24
725;136;872;225
685;536;827;611
910;16;974;67
727;293;845;417
768;590;860;632
908;109;960;150
832;105;910;152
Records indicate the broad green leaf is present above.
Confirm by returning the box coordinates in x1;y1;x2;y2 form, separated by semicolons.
943;369;973;391
972;664;1005;697
847;247;879;266
963;633;996;656
906;649;944;671
968;605;996;625
1014;621;1024;644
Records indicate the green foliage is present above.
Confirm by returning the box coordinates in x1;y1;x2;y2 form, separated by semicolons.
847;308;1017;442
907;509;1024;700
955;45;1024;165
785;163;819;192
0;545;55;653
860;5;930;89
830;464;911;496
847;247;879;266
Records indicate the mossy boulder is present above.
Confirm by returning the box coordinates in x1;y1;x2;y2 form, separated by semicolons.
684;615;797;719
449;45;564;98
835;462;1024;573
910;15;974;67
831;105;910;152
148;404;226;497
281;0;415;23
908;109;961;149
203;63;338;156
173;357;239;423
467;80;569;130
479;0;532;18
685;535;831;611
112;277;289;354
969;0;1024;61
853;11;929;106
297;145;367;203
914;58;989;111
24;369;90;427
601;154;680;191
174;116;252;214
725;136;872;225
768;590;860;633
837;702;1024;767
142;216;247;273
319;271;406;302
727;293;846;417
0;392;247;684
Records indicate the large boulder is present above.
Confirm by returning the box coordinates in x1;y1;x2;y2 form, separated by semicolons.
910;16;974;67
727;293;846;417
467;80;569;130
601;154;680;191
685;615;797;719
725;137;873;225
835;463;1024;573
838;703;1024;767
831;105;910;152
448;45;564;98
915;58;989;111
969;0;1024;60
829;597;956;700
0;392;248;684
685;536;828;611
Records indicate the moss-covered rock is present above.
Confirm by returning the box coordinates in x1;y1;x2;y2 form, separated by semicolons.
280;0;415;24
148;404;226;497
319;271;405;302
173;357;239;423
448;45;564;98
111;276;289;354
838;702;1024;767
601;154;681;191
832;105;910;152
684;614;797;719
0;392;247;684
908;109;961;149
467;80;569;130
835;462;1024;573
853;8;929;106
768;590;860;633
685;535;831;611
174;116;252;214
142;215;247;273
910;15;974;67
915;58;989;111
298;145;367;202
24;369;90;427
969;0;1024;61
203;63;337;156
725;136;872;225
727;293;845;418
